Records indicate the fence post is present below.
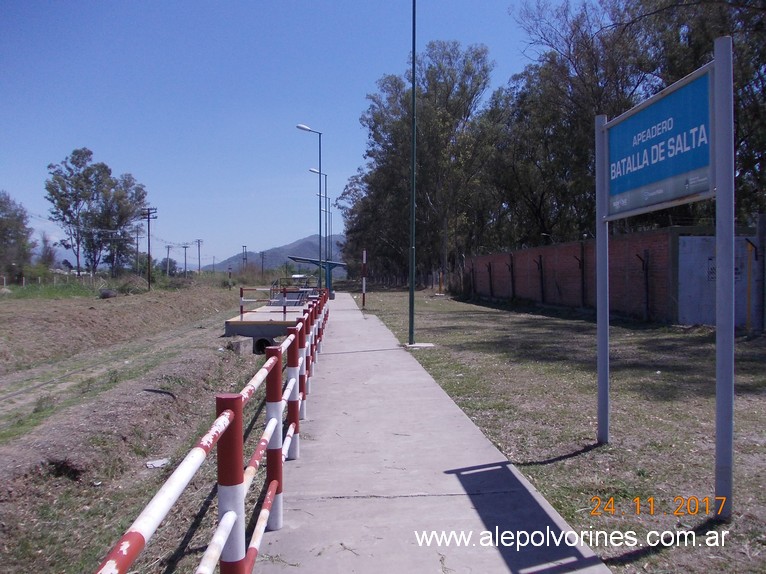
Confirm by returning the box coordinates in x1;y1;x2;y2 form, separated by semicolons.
239;287;244;318
306;302;315;368
319;293;327;351
297;317;308;419
265;346;284;530
216;394;246;574
323;289;329;329
310;302;318;367
286;327;301;460
303;311;313;396
316;296;324;354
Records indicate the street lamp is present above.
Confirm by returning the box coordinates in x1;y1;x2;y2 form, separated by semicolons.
309;167;332;292
297;123;323;288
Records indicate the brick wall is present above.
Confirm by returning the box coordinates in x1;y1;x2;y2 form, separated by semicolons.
470;228;676;322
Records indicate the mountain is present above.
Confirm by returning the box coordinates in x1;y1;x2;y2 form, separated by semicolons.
204;234;346;276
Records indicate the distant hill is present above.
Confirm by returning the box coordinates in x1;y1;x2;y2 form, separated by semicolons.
204;234;346;277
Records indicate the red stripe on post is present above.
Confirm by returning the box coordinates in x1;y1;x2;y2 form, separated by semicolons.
220;560;244;574
298;317;307;349
265;345;284;494
266;449;283;495
288;400;300;435
216;394;244;487
265;347;282;403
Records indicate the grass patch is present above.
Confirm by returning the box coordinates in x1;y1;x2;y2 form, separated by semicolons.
361;290;766;573
1;282;97;300
0;349;183;444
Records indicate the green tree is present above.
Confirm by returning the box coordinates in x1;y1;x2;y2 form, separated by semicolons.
341;41;499;286
45;148;110;274
340;0;765;292
339;73;416;282
45;148;148;275
84;173;147;276
416;41;496;283
623;0;766;221
516;0;766;230
509;0;654;241
0;190;35;281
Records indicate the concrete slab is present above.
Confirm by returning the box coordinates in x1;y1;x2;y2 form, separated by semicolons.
255;292;610;573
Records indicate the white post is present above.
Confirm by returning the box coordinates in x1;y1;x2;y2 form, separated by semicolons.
595;114;610;444
299;340;308;419
265;347;283;531
286;330;301;460
714;36;735;521
362;248;367;309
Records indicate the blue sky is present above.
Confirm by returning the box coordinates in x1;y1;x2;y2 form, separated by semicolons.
1;1;535;267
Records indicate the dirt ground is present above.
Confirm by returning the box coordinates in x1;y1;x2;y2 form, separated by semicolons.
0;284;237;375
0;284;268;572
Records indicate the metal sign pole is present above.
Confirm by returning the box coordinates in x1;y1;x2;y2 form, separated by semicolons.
595;114;610;444
714;35;735;521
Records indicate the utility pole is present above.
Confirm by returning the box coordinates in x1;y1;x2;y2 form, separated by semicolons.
143;207;157;290
182;244;190;278
242;245;247;273
195;239;203;274
135;230;141;273
166;245;172;276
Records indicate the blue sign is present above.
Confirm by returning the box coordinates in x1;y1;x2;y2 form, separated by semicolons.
607;71;712;217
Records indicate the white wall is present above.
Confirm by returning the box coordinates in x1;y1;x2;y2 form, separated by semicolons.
678;236;764;329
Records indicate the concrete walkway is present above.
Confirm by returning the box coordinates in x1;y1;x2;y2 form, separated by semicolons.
256;292;610;573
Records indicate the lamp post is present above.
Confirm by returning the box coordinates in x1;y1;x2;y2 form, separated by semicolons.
408;0;417;345
309;168;332;293
297;124;323;288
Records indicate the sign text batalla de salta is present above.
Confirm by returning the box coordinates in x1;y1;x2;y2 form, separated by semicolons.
607;72;712;217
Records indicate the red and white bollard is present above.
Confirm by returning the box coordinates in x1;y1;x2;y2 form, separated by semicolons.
265;346;284;531
286;327;301;460
297;317;308;419
316;297;324;354
215;394;246;574
310;302;319;366
302;311;313;397
321;290;329;343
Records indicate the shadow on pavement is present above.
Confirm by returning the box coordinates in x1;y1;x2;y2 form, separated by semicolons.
446;461;609;573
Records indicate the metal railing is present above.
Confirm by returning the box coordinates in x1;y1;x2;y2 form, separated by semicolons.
95;291;329;574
